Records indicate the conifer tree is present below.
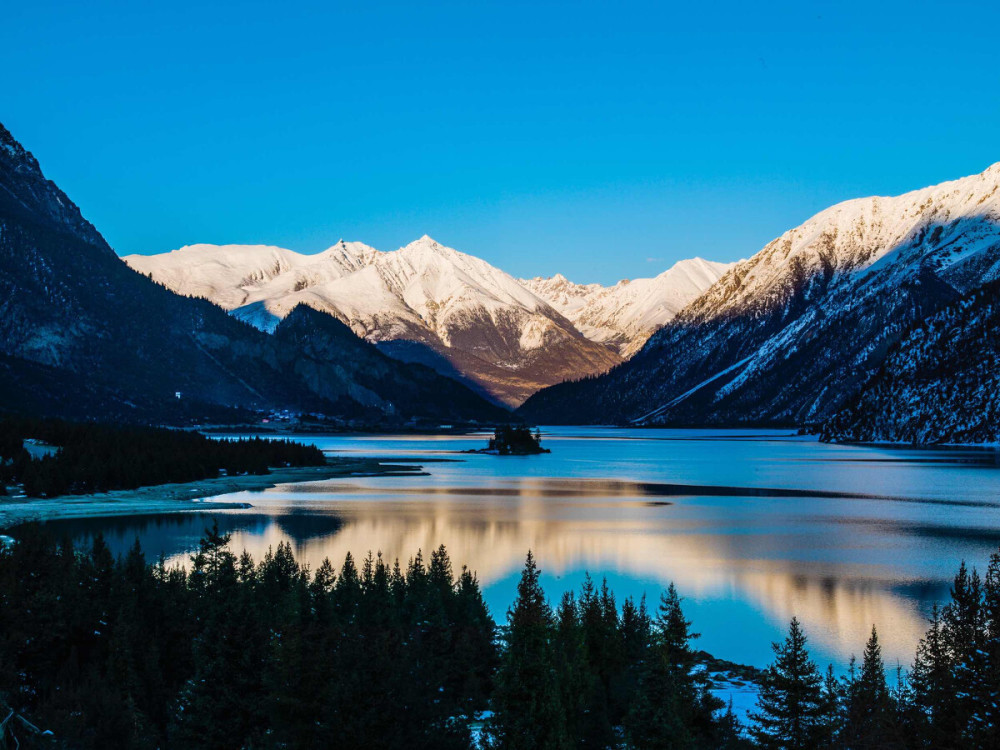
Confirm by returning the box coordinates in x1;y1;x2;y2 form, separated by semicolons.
975;551;1000;747
554;590;591;744
453;565;498;714
749;617;829;750
616;594;653;723
910;603;951;744
575;575;618;747
823;663;847;744
486;551;569;750
842;625;899;748
625;583;721;749
717;698;753;749
942;561;984;740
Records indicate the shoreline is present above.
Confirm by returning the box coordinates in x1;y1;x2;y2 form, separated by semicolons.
0;458;424;530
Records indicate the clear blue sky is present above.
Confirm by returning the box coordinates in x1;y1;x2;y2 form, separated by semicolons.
4;0;999;284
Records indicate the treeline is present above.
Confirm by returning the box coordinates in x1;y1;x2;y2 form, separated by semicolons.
2;529;1000;749
0;415;325;497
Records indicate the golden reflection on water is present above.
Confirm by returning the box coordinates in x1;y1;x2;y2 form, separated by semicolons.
196;477;943;667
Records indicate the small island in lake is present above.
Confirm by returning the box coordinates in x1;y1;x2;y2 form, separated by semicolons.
469;424;550;455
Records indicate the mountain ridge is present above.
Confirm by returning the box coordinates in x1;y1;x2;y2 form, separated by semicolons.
518;161;1000;429
521;257;733;356
126;238;726;404
820;276;1000;444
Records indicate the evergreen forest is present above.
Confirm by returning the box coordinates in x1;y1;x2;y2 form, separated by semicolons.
2;526;999;748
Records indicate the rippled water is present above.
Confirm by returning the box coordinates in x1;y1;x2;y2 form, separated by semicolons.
43;428;1000;670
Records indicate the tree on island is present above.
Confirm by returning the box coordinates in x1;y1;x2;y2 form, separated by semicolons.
486;425;549;455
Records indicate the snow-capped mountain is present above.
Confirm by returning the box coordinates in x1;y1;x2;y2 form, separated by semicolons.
522;258;733;356
0;120;505;424
519;162;1000;427
127;240;379;314
128;236;625;405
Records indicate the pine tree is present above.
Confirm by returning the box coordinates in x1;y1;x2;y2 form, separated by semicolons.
942;561;985;741
974;551;1000;747
486;551;569;750
717;698;753;749
625;584;722;749
819;664;843;745
911;604;951;744
842;626;899;749
553;590;591;744
616;594;652;724
749;618;829;750
576;575;618;747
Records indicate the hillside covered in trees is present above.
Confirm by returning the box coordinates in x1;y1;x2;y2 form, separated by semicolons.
2;526;999;749
0;416;325;498
822;278;1000;444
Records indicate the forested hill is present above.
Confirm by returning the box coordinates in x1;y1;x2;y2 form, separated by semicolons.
821;278;1000;444
0;122;506;425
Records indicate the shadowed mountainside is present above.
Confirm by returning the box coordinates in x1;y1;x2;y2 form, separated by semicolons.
821;277;1000;444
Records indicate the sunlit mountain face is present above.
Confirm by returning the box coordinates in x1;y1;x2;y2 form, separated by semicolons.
45;428;1000;670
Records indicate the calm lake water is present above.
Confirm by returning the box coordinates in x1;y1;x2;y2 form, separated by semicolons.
42;427;1000;670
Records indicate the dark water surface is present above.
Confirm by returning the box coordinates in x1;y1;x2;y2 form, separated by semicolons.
43;428;1000;669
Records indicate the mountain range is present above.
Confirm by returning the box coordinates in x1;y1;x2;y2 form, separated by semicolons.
127;240;729;405
519;162;1000;439
0;122;507;425
5;116;1000;443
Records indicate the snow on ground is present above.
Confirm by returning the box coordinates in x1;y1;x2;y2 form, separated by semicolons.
710;672;761;725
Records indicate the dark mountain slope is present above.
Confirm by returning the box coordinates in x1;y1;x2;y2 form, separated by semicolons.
0;122;505;424
273;305;510;422
821;279;1000;444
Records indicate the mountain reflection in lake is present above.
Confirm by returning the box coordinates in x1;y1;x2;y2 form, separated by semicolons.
44;428;1000;670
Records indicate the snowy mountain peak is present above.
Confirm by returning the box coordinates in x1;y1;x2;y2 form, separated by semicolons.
522;258;733;356
401;234;449;253
319;240;379;271
128;235;637;404
677;161;1000;330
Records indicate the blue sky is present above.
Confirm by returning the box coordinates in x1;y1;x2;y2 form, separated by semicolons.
4;0;999;284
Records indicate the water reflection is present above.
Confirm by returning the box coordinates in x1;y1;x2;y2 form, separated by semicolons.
41;429;1000;671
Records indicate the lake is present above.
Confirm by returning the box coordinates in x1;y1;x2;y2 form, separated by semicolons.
42;427;1000;671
